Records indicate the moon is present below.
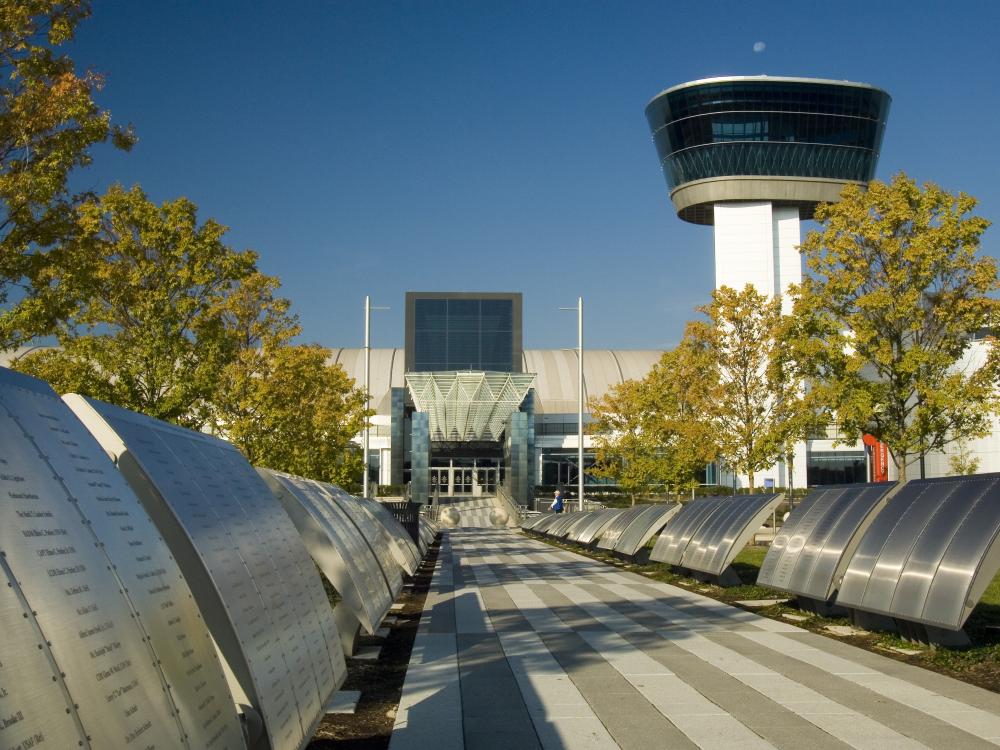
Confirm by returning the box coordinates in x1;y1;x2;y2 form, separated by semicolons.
753;41;766;53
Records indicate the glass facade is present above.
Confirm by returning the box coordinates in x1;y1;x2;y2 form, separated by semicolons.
807;450;867;486
411;297;515;371
645;79;891;191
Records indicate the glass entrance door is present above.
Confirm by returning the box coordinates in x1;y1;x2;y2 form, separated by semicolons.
454;468;473;495
476;468;497;494
430;460;496;497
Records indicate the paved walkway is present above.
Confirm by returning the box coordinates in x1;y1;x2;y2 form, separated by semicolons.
388;528;1000;750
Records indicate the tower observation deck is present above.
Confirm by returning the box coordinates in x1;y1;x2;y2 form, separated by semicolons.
645;76;891;306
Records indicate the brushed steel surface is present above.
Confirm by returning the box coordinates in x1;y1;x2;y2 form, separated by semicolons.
545;513;580;539
528;514;562;534
3;379;247;750
0;555;89;750
563;512;599;542
417;517;436;551
519;515;547;531
210;444;343;732
614;504;681;558
597;505;652;550
260;469;392;635
576;509;631;546
758;483;894;600
66;394;346;750
357;497;422;575
0;401;184;749
838;475;1000;630
649;496;727;566
681;494;781;575
323;486;405;598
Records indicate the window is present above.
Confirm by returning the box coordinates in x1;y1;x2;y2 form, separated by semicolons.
412;297;515;372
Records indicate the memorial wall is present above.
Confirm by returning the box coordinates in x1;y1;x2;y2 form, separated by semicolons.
0;368;246;750
65;394;346;750
259;469;395;639
757;483;896;602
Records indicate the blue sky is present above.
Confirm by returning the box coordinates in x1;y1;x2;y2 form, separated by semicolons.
67;0;1000;350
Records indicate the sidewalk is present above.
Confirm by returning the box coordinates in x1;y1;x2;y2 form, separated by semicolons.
389;528;1000;750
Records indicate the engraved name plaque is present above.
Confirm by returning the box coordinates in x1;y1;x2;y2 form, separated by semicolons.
356;497;421;575
838;474;1000;631
321;486;404;598
757;483;895;601
259;469;393;637
0;557;87;750
0;368;221;749
613;504;681;559
65;395;346;750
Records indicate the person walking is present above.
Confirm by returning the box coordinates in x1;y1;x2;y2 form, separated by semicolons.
550;488;564;514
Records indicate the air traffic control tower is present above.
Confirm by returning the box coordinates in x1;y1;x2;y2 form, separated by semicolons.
645;76;891;306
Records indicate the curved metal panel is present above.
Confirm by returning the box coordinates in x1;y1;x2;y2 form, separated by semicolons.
66;394;345;750
681;494;781;575
1;375;248;750
757;483;895;600
597;505;652;550
539;514;570;537
546;513;580;539
417;516;436;552
259;469;393;634
0;555;89;750
519;514;547;531
649;496;727;566
0;385;188;749
614;504;681;559
575;509;630;546
359;498;422;575
838;474;1000;630
528;514;563;535
321;486;405;598
564;512;600;543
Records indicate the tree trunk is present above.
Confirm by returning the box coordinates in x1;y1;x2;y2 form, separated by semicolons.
895;454;907;483
748;470;755;494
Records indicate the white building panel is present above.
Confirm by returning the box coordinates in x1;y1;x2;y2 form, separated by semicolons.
772;205;802;312
714;202;775;295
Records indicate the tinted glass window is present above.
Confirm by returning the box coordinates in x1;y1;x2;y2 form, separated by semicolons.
645;80;890;191
411;297;514;371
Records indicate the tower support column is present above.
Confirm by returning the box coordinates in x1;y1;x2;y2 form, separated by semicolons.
713;201;801;310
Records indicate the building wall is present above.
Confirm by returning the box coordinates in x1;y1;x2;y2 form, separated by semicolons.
714;201;801;309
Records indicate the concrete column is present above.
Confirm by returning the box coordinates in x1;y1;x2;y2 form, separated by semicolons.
714;201;802;306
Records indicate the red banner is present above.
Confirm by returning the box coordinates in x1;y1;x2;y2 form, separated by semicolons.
862;434;890;482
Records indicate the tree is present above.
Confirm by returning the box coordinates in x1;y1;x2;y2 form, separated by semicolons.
645;332;720;496
769;314;830;500
948;438;981;477
200;270;373;486
13;184;259;427
214;344;370;488
589;333;717;502
589;378;666;504
688;284;802;493
0;0;135;345
790;174;999;481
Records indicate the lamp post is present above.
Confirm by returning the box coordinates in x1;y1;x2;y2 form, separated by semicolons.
363;296;389;499
560;297;584;512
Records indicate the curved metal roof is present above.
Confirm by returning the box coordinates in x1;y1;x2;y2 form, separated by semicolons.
328;348;663;415
647;75;889;107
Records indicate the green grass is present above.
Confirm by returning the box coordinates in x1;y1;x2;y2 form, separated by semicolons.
980;569;1000;607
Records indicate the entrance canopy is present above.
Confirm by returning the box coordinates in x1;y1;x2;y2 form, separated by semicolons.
405;370;535;442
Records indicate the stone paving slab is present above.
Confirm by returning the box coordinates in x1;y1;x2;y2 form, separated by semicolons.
388;528;1000;749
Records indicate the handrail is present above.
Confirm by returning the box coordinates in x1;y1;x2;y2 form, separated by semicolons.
495;484;521;526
